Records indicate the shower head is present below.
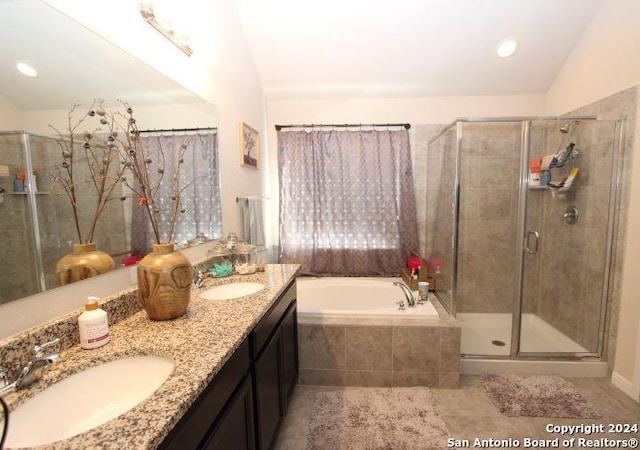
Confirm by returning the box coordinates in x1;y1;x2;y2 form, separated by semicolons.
560;121;579;133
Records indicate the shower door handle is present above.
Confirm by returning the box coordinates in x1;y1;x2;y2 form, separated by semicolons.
525;231;539;254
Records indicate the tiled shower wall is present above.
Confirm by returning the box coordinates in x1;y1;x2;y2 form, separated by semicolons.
567;87;637;365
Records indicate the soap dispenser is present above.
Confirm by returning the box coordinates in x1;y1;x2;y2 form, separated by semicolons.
78;296;110;349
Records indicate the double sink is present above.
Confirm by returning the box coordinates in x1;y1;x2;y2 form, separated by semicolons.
2;281;265;448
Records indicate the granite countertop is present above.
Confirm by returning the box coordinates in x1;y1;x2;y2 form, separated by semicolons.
1;264;300;450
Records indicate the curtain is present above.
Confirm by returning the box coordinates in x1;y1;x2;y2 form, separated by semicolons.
278;128;418;276
131;132;222;255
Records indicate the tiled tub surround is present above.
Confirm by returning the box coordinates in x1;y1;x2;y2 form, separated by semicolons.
298;293;461;389
0;263;300;449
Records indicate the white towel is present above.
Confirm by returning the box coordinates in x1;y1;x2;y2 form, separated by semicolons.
241;197;265;246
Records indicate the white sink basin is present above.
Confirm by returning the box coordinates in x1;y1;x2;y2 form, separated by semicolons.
3;355;173;448
200;282;264;300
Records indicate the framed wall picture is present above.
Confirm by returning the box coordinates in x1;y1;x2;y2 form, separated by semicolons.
240;122;259;168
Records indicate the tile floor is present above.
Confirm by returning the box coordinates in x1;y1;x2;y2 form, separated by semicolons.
275;376;640;449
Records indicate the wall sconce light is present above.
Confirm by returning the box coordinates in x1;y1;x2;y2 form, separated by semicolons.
139;2;193;57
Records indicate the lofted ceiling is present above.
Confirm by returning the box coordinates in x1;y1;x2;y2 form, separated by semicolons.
236;0;604;100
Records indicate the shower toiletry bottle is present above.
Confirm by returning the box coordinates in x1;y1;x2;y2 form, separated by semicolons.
418;281;429;303
13;175;24;192
529;158;542;186
555;143;575;168
78;296;110;349
559;168;579;192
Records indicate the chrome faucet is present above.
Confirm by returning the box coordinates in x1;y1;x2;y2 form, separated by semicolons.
393;281;415;307
193;270;212;288
0;337;61;396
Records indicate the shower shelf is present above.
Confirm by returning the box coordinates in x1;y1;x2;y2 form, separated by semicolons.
527;183;574;200
8;191;50;195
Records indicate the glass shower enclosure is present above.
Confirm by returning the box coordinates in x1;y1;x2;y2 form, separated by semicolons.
0;131;129;305
426;117;624;359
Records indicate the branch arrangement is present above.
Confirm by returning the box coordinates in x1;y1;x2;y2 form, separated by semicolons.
49;100;127;243
105;100;197;245
50;99;198;247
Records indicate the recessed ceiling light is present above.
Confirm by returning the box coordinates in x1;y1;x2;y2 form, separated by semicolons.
16;62;38;77
496;38;518;58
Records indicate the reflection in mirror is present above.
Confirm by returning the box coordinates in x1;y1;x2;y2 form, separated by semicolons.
133;130;222;255
0;131;127;302
0;0;219;308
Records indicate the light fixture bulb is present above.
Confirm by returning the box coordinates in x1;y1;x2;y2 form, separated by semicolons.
16;62;38;77
496;38;518;58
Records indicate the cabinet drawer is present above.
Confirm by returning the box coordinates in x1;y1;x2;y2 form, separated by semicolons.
251;281;296;358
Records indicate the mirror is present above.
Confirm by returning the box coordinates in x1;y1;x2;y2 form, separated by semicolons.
0;0;218;307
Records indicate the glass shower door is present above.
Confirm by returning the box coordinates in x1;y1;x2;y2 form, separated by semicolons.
519;119;621;356
455;121;523;356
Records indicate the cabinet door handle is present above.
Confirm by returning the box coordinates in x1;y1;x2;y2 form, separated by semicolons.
525;230;539;254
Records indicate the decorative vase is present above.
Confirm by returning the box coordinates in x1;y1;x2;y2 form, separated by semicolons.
55;242;116;286
137;243;192;321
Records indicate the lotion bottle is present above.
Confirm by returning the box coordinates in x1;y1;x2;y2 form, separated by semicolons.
78;296;110;349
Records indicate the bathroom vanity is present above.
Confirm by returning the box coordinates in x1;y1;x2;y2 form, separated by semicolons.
160;278;298;449
0;264;300;449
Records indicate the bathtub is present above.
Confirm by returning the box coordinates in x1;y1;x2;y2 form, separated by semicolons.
296;276;438;318
295;276;461;389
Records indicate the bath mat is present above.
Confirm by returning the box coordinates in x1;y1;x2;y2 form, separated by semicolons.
307;387;449;449
481;374;601;418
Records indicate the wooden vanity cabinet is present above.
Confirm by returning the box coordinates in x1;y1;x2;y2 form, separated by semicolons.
252;280;298;450
159;339;253;450
160;280;298;450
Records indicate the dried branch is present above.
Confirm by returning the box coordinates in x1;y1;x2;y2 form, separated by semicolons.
104;100;199;246
48;99;129;244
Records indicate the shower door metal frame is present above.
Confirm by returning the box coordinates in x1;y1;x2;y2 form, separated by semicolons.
21;132;47;292
433;115;621;361
509;120;530;358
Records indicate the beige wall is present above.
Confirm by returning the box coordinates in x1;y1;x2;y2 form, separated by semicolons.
545;0;640;400
0;94;21;130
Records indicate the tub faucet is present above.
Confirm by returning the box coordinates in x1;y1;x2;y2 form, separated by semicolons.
393;281;415;307
0;337;61;396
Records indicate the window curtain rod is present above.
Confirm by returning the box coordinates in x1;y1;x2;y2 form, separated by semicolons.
138;126;218;134
275;123;410;131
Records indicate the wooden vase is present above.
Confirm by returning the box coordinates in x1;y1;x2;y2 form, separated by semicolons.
137;243;192;321
55;242;116;286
